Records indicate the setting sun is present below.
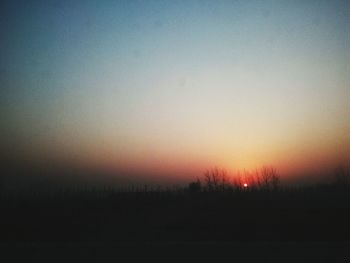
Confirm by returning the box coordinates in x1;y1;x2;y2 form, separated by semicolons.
1;0;350;255
1;0;349;187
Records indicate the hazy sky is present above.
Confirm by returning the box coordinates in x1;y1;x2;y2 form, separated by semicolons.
1;0;350;182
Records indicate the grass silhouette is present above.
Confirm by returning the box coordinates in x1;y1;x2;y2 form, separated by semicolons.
1;166;349;243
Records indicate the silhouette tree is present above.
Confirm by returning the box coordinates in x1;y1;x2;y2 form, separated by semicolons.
232;170;243;189
203;167;229;192
332;165;349;188
259;166;280;191
188;178;202;193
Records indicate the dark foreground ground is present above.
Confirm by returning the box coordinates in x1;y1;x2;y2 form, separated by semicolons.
1;242;349;262
1;187;350;261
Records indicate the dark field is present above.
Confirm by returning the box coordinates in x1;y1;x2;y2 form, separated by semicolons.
2;188;350;242
1;187;350;261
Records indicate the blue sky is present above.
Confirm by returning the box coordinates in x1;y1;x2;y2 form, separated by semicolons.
1;0;350;180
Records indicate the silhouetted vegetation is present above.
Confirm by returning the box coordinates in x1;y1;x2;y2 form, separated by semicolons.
197;166;281;192
332;165;350;189
1;166;350;245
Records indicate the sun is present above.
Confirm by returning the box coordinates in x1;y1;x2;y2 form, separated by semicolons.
243;183;248;188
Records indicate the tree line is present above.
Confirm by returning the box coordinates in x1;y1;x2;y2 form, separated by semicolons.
188;165;350;193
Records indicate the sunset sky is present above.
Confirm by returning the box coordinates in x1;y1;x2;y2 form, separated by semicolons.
1;0;350;185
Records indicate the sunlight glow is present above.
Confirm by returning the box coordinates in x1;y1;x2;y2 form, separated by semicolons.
1;0;349;184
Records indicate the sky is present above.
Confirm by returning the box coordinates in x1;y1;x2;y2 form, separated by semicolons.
1;0;350;185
